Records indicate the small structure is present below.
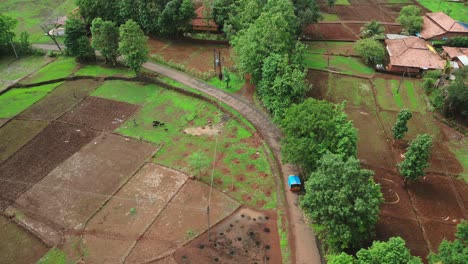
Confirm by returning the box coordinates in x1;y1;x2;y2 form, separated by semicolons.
191;6;219;32
288;175;302;192
385;37;445;75
419;12;468;40
442;46;468;68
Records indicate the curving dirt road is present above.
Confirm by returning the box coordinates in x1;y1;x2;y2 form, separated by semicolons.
142;62;322;264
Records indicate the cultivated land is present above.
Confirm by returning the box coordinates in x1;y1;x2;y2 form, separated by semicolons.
0;57;283;263
306;65;467;260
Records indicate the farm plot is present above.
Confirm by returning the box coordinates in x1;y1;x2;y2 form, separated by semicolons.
373;76;427;113
10;133;156;237
326;74;375;111
0;215;49;264
0;122;97;210
0;119;49;163
304;54;374;77
303;23;358;41
60;96;140;131
0;56;52;91
82;163;188;263
148;38;233;73
125;180;240;263
174;207;282;264
0;119;8;127
18;80;102;121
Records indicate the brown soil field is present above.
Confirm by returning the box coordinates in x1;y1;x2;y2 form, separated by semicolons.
376;215;429;259
174;207;281;264
408;175;465;223
82;163;188;263
333;5;396;22
303;23;358;41
148;39;232;73
149;256;179;264
0;215;49;264
60;96;140;131
125;180;240;263
306;70;329;99
0;122;97;210
346;109;396;170
18;80;102;121
11;133;156;234
0;119;49;163
0;118;8;127
421;220;458;252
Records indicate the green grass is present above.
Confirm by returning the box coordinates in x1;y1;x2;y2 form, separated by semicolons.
0;56;51;90
207;72;244;93
0;0;76;43
374;78;428;112
416;0;468;22
75;65;135;77
24;57;77;83
327;74;375;111
91;81;159;105
305;42;327;54
450;141;468;182
37;248;68;264
322;13;340;21
304;53;328;70
0;83;61;118
336;0;351;5
329;56;374;75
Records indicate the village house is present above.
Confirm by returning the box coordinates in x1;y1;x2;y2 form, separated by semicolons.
190;6;219;32
385;36;445;75
419;12;468;40
442;46;468;68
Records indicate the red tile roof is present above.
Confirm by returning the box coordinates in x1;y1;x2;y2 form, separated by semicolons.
420;12;468;39
191;6;218;29
443;46;468;59
386;37;445;69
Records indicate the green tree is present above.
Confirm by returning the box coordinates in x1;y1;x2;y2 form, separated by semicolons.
64;14;95;62
223;0;265;37
212;0;234;29
280;98;357;174
188;150;211;178
398;134;433;186
158;0;195;35
0;14;18;57
445;67;468;120
293;0;322;30
397;5;423;35
118;19;148;75
301;153;383;253
392;109;413;140
258;52;310;121
328;237;423;264
223;67;231;89
354;38;386;66
91;18;120;65
17;31;31;56
232;0;298;83
429;221;468;264
360;20;384;39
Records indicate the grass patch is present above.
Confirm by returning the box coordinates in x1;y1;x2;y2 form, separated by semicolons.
336;0;351;5
305;42;327;54
75;64;135;77
24;57;77;83
0;0;76;43
329;56;374;75
91;80;159;105
416;0;468;22
326;74;375;111
37;248;68;264
0;56;51;90
449;139;468;183
374;77;427;112
304;53;328;70
278;213;291;264
322;13;340;21
0;83;61;118
207;72;244;93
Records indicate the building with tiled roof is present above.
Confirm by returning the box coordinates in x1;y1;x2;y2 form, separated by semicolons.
419;12;468;40
385;37;445;74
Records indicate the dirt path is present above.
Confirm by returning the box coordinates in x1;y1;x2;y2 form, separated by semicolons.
142;62;321;264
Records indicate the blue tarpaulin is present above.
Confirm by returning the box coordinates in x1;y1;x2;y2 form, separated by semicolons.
288;175;301;188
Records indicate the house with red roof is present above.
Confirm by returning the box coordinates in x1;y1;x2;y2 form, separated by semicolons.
419;12;468;40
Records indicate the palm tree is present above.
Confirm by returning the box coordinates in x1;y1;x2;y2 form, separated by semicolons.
360;20;385;39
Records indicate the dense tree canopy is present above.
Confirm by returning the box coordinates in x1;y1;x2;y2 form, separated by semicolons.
280;98;357;174
398;134;433;185
158;0;195;35
301;153;383;253
397;5;423;35
91;18;120;65
445;67;468;121
293;0;321;30
354;38;386;66
429;221;468;264
65;14;95;62
118;20;148;74
328;237;423;264
257;52;309;121
0;14;17;56
392;109;413;140
232;0;298;82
